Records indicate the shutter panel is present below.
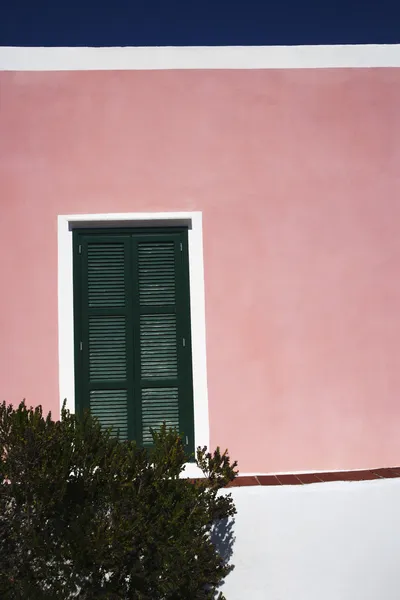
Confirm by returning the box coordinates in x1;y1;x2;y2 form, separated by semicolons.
133;234;194;450
74;235;134;441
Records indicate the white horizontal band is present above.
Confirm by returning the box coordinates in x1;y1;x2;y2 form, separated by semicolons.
1;44;400;71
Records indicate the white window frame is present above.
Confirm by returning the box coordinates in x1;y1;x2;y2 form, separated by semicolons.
58;211;209;477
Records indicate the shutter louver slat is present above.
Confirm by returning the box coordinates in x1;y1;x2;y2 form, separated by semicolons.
89;316;127;381
140;314;178;379
90;390;128;440
138;242;175;305
141;388;179;445
87;243;125;307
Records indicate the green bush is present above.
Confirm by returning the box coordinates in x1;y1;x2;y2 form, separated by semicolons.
0;401;238;599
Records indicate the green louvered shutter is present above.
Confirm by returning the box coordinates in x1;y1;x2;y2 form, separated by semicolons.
132;233;194;451
73;228;194;452
73;233;134;440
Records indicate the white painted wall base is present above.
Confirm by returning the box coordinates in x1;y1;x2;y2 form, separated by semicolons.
220;479;400;600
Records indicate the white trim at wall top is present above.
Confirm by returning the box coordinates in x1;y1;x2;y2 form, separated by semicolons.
1;44;400;71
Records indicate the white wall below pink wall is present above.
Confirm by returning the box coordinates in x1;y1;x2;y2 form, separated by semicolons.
222;480;400;599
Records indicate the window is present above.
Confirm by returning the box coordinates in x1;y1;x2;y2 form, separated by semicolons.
72;226;194;453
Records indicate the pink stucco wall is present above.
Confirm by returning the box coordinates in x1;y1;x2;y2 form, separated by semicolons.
1;68;400;473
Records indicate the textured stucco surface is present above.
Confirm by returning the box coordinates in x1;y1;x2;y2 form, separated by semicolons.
1;69;400;471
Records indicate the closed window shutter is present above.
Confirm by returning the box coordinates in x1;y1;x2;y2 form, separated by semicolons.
133;235;193;448
74;235;134;440
73;228;194;452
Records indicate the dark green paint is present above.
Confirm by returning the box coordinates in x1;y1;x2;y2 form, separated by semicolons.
73;227;195;454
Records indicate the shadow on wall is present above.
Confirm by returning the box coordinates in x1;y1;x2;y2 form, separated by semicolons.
211;517;236;582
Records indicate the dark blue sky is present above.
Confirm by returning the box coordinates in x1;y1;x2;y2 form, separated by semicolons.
1;0;400;47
